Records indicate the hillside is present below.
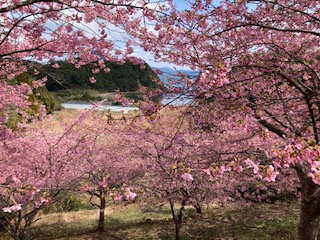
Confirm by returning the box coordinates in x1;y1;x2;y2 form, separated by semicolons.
34;60;163;93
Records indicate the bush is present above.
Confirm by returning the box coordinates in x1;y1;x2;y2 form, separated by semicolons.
42;193;93;214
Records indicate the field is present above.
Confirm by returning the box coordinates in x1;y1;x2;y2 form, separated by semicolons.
1;200;300;240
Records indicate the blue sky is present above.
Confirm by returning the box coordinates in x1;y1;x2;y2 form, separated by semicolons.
174;0;221;10
139;0;222;70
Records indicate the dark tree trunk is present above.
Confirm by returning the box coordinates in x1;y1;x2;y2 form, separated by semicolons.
98;196;106;232
175;223;181;240
169;198;186;240
12;211;22;240
298;204;320;240
194;202;202;214
4;206;41;240
297;168;320;240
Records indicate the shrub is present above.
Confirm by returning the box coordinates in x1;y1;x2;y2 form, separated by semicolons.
42;193;93;214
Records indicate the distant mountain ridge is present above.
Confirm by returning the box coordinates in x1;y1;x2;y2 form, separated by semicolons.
33;60;162;93
153;67;199;84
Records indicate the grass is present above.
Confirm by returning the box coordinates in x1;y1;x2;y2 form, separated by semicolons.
52;89;111;103
0;200;301;240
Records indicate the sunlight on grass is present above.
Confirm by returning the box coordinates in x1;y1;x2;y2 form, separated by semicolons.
2;201;301;240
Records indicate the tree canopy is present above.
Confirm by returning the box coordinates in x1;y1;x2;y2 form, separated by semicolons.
2;1;320;240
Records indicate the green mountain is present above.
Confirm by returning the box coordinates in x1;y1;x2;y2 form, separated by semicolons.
35;60;162;93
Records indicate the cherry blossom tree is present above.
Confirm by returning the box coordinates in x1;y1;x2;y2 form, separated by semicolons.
0;109;108;239
0;0;166;237
4;0;320;239
0;0;169;75
126;109;256;240
0;0;169;135
133;1;320;239
76;114;139;232
128;112;206;240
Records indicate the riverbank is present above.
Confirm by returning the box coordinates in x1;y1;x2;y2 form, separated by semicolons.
61;101;139;114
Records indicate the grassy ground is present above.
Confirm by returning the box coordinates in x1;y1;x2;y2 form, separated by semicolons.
1;200;299;240
52;89;144;104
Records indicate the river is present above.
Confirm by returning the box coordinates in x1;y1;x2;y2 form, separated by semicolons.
61;102;139;113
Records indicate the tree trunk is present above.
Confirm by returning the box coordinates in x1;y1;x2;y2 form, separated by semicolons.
169;199;181;240
173;218;181;240
12;211;22;240
194;202;202;214
97;196;106;232
169;198;186;240
5;202;45;240
298;204;320;240
297;168;320;240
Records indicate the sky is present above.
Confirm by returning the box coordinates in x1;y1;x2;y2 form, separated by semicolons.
136;0;222;70
37;0;222;70
40;0;223;70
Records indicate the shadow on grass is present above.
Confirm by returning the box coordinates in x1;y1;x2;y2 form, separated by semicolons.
180;202;299;240
29;207;174;240
28;201;300;240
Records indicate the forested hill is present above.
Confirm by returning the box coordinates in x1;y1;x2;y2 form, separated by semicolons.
35;60;162;92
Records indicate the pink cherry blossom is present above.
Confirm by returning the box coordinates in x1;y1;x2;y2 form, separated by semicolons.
89;77;97;83
114;196;123;201
181;173;193;182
